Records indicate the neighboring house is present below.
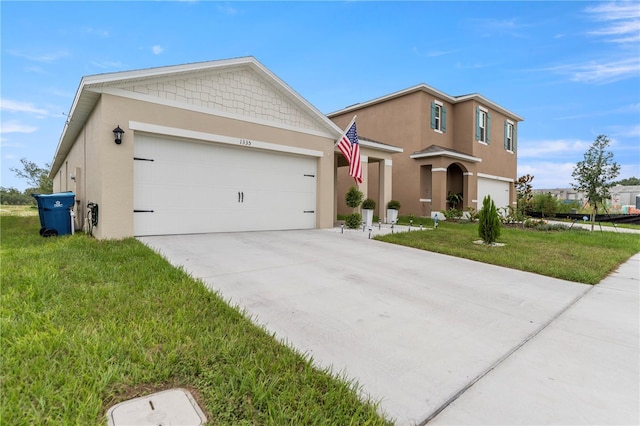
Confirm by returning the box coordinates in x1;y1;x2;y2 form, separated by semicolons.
328;84;524;219
49;57;401;239
533;185;640;213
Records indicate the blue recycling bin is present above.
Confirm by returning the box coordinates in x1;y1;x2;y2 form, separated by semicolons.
32;192;75;237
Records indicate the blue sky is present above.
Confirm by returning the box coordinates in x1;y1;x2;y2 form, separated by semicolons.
1;1;639;191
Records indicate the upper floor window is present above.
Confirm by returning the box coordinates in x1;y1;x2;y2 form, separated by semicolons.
431;101;446;133
476;106;490;144
504;120;516;152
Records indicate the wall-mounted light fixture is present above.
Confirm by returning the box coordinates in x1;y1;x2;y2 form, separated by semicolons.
113;125;125;145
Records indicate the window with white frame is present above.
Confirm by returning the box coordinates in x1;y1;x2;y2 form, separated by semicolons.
431;101;446;132
504;120;515;151
476;106;491;144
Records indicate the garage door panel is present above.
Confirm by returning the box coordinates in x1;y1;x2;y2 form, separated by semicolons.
134;134;317;236
477;178;510;212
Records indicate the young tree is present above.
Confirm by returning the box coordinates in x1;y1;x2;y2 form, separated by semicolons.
515;174;534;226
571;135;620;231
478;195;501;244
10;158;53;194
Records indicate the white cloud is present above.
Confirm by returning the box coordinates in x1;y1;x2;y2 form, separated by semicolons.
0;121;38;134
585;2;640;21
571;57;640;83
8;49;69;63
82;26;110;38
585;2;640;43
217;4;237;15
518;161;577;189
517;139;592;159
542;57;640;84
1;99;50;116
91;61;124;69
412;47;458;58
152;45;164;55
610;124;640;139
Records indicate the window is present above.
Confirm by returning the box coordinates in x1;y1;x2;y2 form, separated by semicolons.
504;121;515;151
431;101;446;132
476;106;490;143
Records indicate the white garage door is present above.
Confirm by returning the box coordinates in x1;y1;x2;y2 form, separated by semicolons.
134;134;317;236
477;177;510;212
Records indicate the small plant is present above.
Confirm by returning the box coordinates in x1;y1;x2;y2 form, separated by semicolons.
387;200;401;210
345;212;362;229
525;218;545;228
447;192;463;207
478;195;501;244
345;186;364;209
443;208;463;220
362;198;376;210
499;206;525;224
464;207;479;222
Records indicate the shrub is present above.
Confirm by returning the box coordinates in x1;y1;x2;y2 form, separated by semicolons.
345;213;362;229
362;198;376;210
532;192;559;217
464;207;479;222
443;208;463;220
386;200;401;210
345;186;363;209
478;195;501;244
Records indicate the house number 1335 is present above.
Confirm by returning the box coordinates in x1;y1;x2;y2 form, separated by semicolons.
240;139;252;146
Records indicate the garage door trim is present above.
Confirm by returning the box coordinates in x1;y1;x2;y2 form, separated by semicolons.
129;121;325;158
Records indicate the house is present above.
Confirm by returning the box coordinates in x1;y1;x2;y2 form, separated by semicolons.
49;57;401;239
533;185;640;213
328;84;524;219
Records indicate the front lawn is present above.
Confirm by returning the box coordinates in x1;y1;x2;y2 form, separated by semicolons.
1;215;390;425
376;221;640;284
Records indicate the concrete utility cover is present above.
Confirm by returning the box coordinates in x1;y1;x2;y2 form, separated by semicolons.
106;388;206;426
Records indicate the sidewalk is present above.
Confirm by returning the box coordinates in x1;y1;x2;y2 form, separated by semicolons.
546;219;640;234
429;253;640;425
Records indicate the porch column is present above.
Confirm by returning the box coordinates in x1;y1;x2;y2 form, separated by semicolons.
358;155;369;199
463;172;473;210
432;168;447;214
379;159;393;222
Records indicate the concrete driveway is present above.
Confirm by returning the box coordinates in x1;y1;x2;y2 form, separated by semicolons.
139;229;639;425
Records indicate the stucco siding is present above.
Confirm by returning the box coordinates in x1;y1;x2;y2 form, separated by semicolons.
72;93;336;238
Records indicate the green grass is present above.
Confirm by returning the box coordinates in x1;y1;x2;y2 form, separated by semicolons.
1;215;391;425
376;221;640;284
0;204;38;216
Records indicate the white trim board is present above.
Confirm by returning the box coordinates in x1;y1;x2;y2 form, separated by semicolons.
477;172;514;183
129;121;324;158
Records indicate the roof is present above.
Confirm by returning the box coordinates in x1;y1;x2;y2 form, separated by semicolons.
358;136;403;153
327;83;524;122
50;56;349;177
410;145;482;163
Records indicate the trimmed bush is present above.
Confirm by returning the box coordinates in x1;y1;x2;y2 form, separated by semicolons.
386;200;401;210
345;213;362;229
345;186;364;209
478;195;501;244
362;198;376;210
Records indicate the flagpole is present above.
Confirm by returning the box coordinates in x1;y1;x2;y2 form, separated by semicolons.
333;115;357;147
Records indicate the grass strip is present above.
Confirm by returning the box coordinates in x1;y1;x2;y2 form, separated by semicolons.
1;215;391;425
376;221;639;284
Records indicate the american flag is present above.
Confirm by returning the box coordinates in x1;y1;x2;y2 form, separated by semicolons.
336;120;363;183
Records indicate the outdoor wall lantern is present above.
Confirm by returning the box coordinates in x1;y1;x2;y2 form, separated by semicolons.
113;125;125;145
